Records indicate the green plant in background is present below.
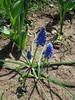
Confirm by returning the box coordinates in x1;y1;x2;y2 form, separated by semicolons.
0;0;53;50
29;0;53;11
0;27;75;99
0;6;9;27
0;0;30;50
57;0;75;41
0;0;75;49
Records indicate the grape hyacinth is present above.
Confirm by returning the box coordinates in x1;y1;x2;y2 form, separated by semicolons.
27;51;32;60
44;42;53;58
36;27;46;47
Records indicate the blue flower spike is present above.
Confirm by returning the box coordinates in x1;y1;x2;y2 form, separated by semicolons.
36;27;46;47
44;42;53;58
27;51;32;60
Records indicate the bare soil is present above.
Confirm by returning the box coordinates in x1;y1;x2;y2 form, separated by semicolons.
0;6;75;100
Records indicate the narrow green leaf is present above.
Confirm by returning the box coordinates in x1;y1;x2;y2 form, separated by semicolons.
0;59;25;66
64;87;75;99
0;0;4;5
0;94;3;100
73;96;75;100
11;0;22;18
32;68;38;79
57;0;64;6
11;16;17;27
42;61;75;67
43;75;75;88
38;45;46;78
3;0;11;17
18;24;28;49
38;81;50;100
64;0;75;13
22;50;29;64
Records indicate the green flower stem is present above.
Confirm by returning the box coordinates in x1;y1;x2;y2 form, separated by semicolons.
38;45;46;78
38;45;46;66
58;1;65;35
32;34;37;54
31;47;38;66
60;8;64;35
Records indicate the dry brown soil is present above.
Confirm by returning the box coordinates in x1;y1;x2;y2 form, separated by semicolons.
0;6;75;100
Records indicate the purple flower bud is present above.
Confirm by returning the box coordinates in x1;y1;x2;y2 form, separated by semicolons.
44;42;53;58
27;51;32;60
36;27;46;47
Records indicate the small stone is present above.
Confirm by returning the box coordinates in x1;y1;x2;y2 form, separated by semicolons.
52;30;57;35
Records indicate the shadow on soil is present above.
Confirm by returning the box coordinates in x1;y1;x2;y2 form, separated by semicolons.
15;78;63;100
46;11;74;33
0;40;21;69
